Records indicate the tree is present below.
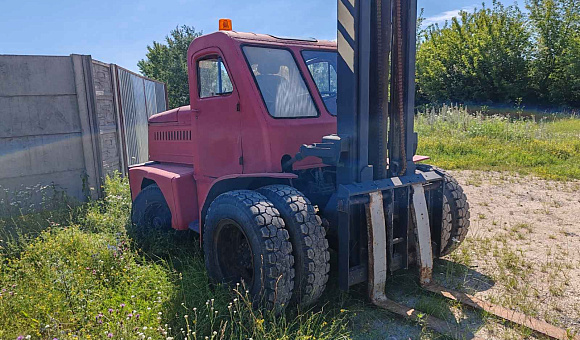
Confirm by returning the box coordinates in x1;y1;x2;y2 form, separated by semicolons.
138;25;202;109
416;1;531;105
526;0;580;107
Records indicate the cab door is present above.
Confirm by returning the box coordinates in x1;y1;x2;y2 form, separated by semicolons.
192;48;242;177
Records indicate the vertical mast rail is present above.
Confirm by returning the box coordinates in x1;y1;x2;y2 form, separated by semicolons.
388;0;418;178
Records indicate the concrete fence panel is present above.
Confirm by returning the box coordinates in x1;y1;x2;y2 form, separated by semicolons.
0;54;167;204
0;55;90;201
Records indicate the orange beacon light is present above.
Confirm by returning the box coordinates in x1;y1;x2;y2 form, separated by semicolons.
219;19;232;31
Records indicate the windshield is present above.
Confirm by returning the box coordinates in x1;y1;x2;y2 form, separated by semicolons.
302;50;338;115
243;46;318;118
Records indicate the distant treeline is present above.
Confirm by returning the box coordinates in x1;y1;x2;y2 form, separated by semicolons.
416;0;580;109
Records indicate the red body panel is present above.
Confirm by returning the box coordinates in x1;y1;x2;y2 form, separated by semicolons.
148;106;180;123
148;107;194;165
148;32;337;175
133;32;338;231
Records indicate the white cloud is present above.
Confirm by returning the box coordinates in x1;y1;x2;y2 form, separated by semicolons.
422;6;476;26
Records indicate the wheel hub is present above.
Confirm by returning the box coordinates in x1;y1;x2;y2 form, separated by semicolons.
215;219;254;286
152;216;163;229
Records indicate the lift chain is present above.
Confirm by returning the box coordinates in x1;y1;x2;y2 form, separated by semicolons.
395;0;407;176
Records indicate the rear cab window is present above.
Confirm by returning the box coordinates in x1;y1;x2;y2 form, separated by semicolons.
197;56;233;98
242;46;318;118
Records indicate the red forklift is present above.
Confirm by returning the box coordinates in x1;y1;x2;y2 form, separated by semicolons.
128;1;574;338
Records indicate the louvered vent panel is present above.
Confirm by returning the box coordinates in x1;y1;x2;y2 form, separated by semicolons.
153;130;192;141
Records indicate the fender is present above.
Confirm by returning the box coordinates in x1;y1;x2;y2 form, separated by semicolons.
195;172;298;234
129;163;198;230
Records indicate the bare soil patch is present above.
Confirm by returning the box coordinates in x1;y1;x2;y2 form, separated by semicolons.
447;170;580;339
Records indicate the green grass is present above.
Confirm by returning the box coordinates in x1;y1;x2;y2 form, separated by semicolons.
416;105;580;180
0;175;351;340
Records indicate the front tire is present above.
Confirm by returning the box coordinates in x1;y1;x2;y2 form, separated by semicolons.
258;185;330;307
416;164;470;256
130;184;174;254
203;190;295;310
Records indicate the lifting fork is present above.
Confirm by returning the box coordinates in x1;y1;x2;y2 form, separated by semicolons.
365;187;579;340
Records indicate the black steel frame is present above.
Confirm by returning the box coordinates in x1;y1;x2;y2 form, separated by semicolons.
334;0;437;290
335;172;444;289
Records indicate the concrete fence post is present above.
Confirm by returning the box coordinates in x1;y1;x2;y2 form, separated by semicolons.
71;54;103;199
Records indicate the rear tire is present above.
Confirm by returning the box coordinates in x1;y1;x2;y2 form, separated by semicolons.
131;184;172;231
203;190;295;310
416;164;470;256
258;185;330;307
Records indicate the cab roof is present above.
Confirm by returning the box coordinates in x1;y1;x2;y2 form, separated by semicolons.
192;31;337;50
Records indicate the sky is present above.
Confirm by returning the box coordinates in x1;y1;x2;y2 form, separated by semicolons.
0;0;513;73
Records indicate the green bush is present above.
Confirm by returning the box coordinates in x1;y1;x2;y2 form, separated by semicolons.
0;183;82;259
82;174;131;234
416;0;580;108
416;1;530;105
0;227;174;339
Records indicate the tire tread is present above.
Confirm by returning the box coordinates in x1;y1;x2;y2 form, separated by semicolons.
204;190;295;309
258;185;330;306
416;164;470;256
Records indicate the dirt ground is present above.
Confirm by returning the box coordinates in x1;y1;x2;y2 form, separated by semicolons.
450;170;580;339
353;170;580;340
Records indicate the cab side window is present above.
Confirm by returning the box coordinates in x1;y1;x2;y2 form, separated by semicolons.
302;50;338;115
197;56;233;98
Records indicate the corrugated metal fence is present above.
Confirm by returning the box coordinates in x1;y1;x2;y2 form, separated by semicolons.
114;66;167;167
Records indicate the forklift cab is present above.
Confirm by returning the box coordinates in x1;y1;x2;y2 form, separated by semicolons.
185;32;339;177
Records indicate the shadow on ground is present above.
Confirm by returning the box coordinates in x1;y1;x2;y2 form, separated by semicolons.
350;259;496;340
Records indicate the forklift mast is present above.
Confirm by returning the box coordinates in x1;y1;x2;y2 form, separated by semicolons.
336;0;418;184
286;0;436;291
329;0;435;290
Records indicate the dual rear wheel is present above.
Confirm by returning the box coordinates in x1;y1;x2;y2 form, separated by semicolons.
132;184;330;310
203;186;330;309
